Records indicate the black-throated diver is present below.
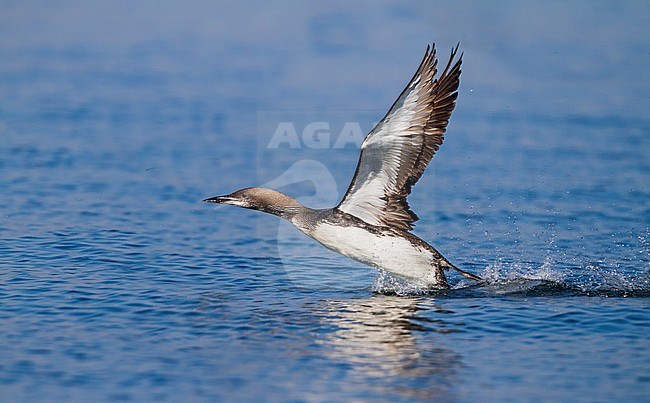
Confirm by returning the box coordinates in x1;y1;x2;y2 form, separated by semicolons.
204;44;482;289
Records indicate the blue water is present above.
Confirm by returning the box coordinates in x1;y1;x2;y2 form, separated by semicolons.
1;1;649;401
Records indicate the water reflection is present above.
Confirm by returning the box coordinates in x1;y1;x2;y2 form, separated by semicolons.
321;296;462;400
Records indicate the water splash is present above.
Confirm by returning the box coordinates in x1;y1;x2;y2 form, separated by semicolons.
372;270;433;296
371;254;650;298
482;255;565;283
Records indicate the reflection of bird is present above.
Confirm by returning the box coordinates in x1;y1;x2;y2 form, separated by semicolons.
322;296;462;400
205;44;482;289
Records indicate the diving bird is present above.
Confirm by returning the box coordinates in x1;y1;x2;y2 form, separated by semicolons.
204;44;482;289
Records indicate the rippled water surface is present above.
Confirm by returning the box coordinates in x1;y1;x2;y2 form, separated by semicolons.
1;2;649;401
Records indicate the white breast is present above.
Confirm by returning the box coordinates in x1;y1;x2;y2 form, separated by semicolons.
304;222;442;286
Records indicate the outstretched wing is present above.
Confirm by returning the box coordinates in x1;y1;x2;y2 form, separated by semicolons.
336;44;462;231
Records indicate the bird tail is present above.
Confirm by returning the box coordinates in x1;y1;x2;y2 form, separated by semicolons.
445;261;483;282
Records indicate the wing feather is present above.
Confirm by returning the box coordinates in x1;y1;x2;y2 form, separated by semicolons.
336;44;462;231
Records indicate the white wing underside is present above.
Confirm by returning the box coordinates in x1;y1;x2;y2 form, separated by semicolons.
337;44;463;231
